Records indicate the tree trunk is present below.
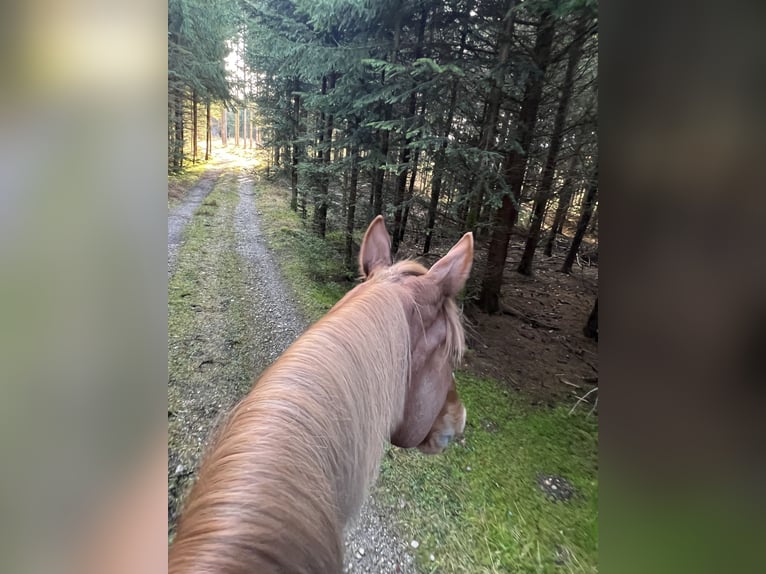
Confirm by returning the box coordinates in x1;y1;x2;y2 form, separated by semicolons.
246;106;251;151
583;298;598;341
391;129;413;253
478;10;556;313
341;146;350;220
173;89;184;171
391;9;427;254
398;149;420;244
371;124;389;217
543;156;582;256
465;0;516;233
344;144;360;271
313;74;334;237
561;164;598;274
221;104;227;147
371;12;404;220
517;13;589;276
423;23;467;254
205;101;211;161
192;91;198;164
291;92;300;212
423;153;444;255
588;205;598;234
234;107;240;147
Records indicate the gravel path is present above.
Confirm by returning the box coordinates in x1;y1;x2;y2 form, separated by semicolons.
168;166;227;277
233;171;417;574
169;161;417;573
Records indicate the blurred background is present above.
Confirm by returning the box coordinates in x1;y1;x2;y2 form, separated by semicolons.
0;1;167;572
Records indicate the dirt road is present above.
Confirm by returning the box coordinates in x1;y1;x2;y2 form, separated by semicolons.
168;157;416;572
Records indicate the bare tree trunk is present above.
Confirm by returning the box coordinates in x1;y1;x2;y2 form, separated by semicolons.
423;23;466;253
392;9;427;254
344;143;360;270
173;89;184;171
562;164;598;274
518;13;589;275
192;91;198;164
588;205;598;235
583;298;598;340
244;106;249;151
291;91;300;212
205;101;211;161
234;107;240;147
543;156;583;256
371;126;389;217
398;149;420;244
479;10;556;313
465;0;516;232
313;74;334;237
249;107;253;149
220;104;227;147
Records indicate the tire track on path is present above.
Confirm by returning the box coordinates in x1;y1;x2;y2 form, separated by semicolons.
168;160;235;277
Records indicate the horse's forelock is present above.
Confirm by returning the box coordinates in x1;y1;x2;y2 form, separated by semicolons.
384;259;465;366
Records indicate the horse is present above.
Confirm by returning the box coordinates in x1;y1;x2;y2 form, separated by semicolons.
169;216;473;573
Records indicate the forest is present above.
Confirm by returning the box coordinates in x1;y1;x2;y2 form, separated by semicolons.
169;0;599;318
168;0;599;571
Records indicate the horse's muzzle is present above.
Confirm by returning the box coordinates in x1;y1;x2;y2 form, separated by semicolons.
417;404;467;455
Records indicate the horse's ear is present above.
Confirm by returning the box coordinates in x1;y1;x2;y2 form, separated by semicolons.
427;232;474;297
359;215;392;278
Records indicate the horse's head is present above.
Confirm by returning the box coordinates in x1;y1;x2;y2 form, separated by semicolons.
359;216;473;454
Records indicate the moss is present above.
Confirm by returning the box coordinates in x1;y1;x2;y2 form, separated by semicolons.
376;373;598;573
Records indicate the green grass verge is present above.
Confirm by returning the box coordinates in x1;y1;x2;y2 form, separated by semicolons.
377;373;598;573
251;178;351;321
252;176;598;573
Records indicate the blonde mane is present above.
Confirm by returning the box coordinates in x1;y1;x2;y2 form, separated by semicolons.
169;280;413;573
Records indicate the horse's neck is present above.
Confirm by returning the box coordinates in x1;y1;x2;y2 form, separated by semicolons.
170;296;409;573
264;305;409;518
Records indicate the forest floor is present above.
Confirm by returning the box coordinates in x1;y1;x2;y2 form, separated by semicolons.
461;237;599;407
168;148;598;573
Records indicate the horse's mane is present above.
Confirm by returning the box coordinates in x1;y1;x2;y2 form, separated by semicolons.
170;277;414;573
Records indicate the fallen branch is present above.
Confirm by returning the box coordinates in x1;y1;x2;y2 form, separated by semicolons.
558;376;581;389
568;386;598;415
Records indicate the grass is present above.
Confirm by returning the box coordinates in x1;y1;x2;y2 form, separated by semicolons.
168;161;209;206
251;177;351;321
376;373;598;573
168;170;263;535
251;173;599;573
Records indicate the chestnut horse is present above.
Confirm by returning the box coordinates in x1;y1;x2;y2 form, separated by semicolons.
169;216;473;573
